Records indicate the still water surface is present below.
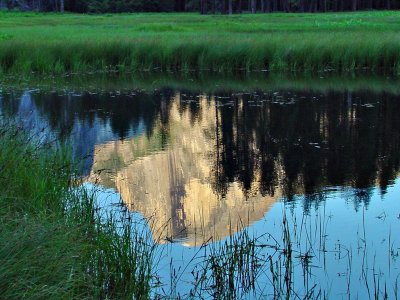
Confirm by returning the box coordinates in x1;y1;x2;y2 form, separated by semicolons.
1;79;400;298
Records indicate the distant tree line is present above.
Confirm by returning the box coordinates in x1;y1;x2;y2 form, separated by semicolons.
198;0;397;14
0;0;194;12
0;0;398;13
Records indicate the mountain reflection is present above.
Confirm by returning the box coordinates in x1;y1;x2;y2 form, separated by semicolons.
1;87;399;244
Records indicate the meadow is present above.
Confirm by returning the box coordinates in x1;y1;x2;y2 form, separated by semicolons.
0;11;400;74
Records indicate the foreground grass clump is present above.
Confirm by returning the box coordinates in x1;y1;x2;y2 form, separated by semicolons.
0;11;400;74
0;124;156;299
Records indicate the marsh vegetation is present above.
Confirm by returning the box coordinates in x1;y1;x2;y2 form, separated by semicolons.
1;12;400;74
0;124;158;299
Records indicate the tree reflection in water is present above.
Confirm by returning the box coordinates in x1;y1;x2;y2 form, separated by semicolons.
1;87;399;240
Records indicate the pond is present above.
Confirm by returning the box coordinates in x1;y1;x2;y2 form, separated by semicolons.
1;74;400;299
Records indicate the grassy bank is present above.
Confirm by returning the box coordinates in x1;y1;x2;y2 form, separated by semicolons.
0;11;400;74
0;123;156;299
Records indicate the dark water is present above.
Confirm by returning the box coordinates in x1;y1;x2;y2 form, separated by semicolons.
1;81;400;298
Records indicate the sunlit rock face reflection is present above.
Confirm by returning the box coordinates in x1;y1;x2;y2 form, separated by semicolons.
88;95;280;246
2;86;400;246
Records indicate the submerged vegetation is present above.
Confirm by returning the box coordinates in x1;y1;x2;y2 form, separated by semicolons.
2;72;400;94
0;11;400;74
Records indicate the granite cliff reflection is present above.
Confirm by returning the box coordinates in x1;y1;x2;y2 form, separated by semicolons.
1;87;400;244
88;95;280;245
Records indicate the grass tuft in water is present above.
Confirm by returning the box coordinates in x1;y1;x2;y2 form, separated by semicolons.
0;122;157;299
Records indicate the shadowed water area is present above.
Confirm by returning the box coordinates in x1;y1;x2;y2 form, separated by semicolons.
1;75;400;298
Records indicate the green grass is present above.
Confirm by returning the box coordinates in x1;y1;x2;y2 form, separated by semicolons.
0;123;157;299
0;11;400;74
195;228;262;299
